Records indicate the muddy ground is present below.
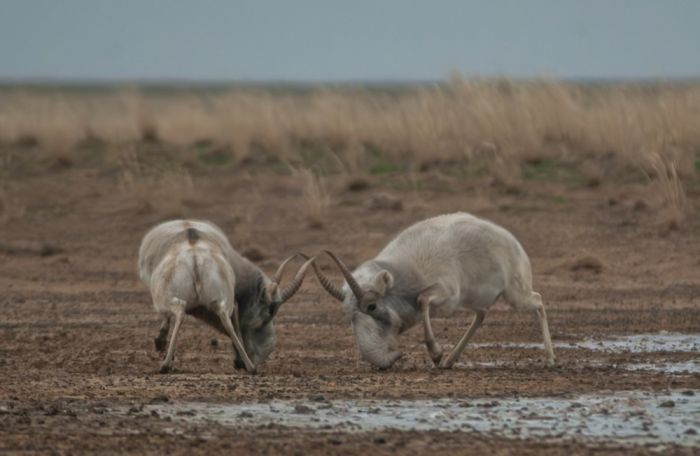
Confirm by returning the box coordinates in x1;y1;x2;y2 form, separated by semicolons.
1;162;699;454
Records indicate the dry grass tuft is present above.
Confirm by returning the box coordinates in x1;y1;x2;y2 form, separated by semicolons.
641;144;688;229
292;166;330;228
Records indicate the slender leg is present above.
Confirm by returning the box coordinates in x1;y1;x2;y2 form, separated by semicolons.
154;315;170;353
419;296;443;366
231;304;244;369
439;310;485;369
531;292;556;366
160;309;184;373
216;305;257;374
232;304;242;338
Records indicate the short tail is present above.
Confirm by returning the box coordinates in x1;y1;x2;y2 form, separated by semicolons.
186;227;199;244
186;228;203;298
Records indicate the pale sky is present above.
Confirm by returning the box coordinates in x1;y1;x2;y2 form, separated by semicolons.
1;0;699;82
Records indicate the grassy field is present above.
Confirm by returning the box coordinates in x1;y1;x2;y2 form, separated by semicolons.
0;78;698;227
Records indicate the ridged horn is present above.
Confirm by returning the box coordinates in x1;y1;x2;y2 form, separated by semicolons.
301;252;345;302
323;250;364;302
278;256;316;303
273;253;298;285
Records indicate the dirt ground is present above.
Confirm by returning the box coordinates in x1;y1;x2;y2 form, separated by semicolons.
1;163;699;455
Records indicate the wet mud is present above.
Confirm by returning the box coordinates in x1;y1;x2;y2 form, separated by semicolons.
1;170;699;454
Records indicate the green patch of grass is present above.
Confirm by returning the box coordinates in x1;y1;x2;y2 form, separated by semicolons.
74;142;107;166
425;160;490;179
386;176;452;192
369;162;408;175
0;148;41;177
364;144;408;175
192;139;215;150
460;162;490;179
695;159;700;172
522;158;557;180
198;148;232;166
549;194;570;204
522;158;587;185
298;150;342;174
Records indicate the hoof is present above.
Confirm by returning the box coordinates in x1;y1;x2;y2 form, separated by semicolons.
430;344;443;367
159;363;172;374
154;337;166;353
438;360;454;369
233;358;245;370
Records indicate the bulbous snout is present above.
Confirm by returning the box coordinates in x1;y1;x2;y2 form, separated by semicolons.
352;312;402;369
234;322;276;370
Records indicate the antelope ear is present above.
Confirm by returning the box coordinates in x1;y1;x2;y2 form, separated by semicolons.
372;270;394;296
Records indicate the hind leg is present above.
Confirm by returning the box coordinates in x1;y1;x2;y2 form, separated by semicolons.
154;315;170;353
505;290;555;366
160;301;185;373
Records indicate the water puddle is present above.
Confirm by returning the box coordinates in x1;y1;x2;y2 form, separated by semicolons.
619;361;700;374
457;333;700;374
474;332;700;353
139;391;700;448
453;360;700;374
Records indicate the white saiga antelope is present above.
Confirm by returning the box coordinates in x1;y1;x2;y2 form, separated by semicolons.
308;212;555;369
138;220;314;374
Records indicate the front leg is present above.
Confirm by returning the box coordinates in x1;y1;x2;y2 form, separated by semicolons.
216;303;256;374
418;295;443;366
231;304;244;369
154;315;170;353
439;310;485;369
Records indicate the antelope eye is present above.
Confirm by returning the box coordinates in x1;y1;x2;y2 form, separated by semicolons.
367;303;376;312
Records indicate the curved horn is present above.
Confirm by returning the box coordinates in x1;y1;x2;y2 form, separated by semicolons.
323;250;364;302
278;256;316;303
301;252;345;302
273;253;299;284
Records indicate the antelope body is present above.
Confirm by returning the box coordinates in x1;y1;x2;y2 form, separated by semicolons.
310;212;555;369
138;220;312;374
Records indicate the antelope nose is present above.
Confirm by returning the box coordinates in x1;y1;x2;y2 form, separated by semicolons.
377;351;403;370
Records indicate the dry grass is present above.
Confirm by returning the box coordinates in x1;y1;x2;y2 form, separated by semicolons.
642;144;688;230
1;79;698;169
0;78;697;226
291;166;330;228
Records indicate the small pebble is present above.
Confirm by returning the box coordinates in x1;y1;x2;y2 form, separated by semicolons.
294;404;314;414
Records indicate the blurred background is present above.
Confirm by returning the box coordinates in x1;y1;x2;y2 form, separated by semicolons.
0;0;699;225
